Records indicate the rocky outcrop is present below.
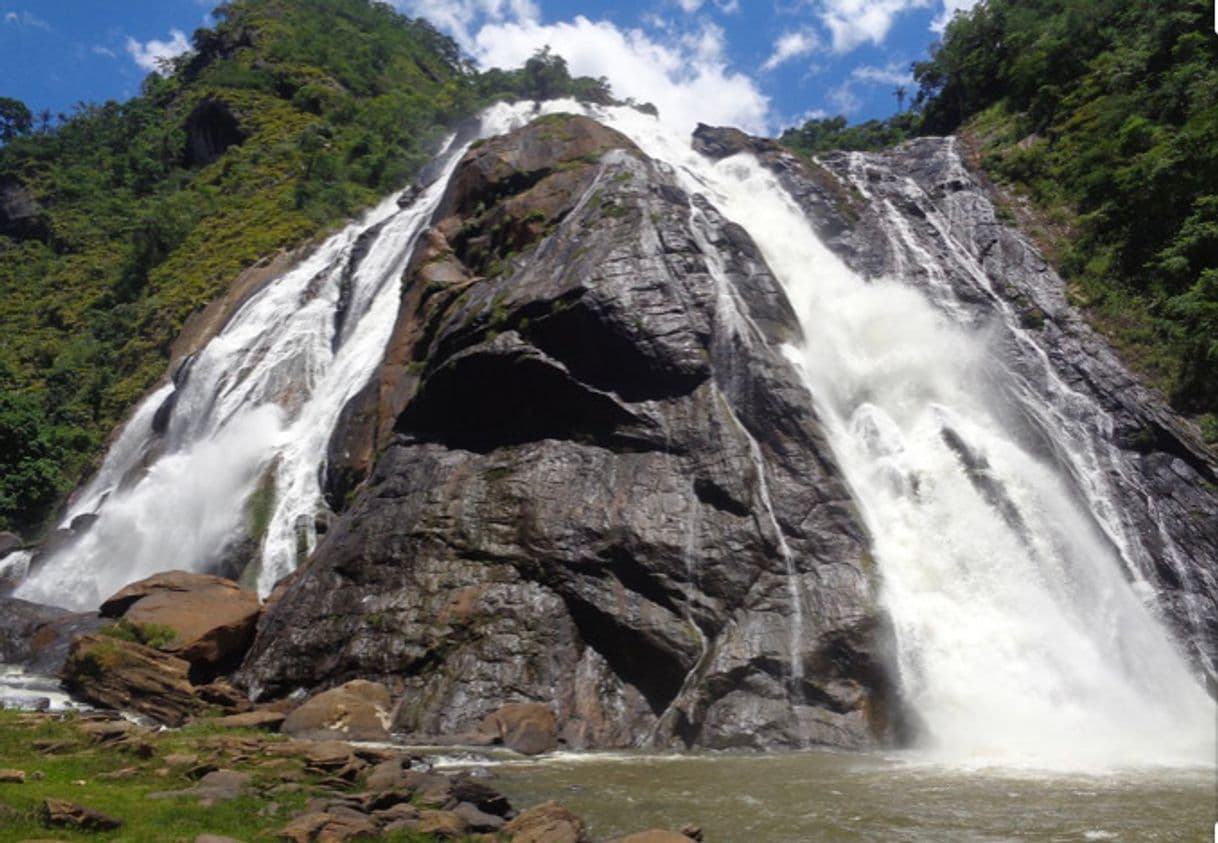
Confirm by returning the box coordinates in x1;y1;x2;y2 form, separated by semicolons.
730;130;1218;686
60;633;208;726
0;174;49;241
183;98;246;168
238;114;907;750
100;571;261;678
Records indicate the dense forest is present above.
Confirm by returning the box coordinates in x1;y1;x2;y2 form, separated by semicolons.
783;0;1218;445
0;0;612;535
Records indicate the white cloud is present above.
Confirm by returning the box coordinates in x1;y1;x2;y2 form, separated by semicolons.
932;0;981;33
473;16;770;134
125;29;192;73
675;0;704;12
92;45;117;58
715;0;741;12
828;82;861;115
851;61;913;87
395;0;540;49
3;10;50;29
818;0;931;53
761;29;820;72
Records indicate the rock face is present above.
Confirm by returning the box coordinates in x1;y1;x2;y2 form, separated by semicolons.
716;129;1218;686
0;174;48;241
237;114;906;750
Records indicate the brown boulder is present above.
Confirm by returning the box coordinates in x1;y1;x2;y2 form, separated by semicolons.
41;798;122;831
101;571;260;672
277;811;377;843
60;634;206;726
478;703;558;755
501;801;587;843
0;769;26;783
615;833;696;843
281;680;392;742
417;809;469;837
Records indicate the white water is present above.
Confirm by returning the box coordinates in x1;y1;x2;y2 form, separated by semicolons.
576;103;1214;769
15;98;1214;769
16;102;549;610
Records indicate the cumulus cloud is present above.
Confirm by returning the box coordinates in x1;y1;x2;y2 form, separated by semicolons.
932;0;981;32
761;30;820;72
815;0;932;53
851;61;913;87
126;29;192;73
473;16;770;134
3;10;50;29
395;0;540;48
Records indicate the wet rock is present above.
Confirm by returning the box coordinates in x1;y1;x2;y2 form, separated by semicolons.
453;800;506;831
60;633;206;726
451;776;513;817
478;703;558;755
41;798;122;831
0;597;103;674
501;801;587;843
0;532;21;558
281;680;391;742
100;571;260;677
237;114;896;751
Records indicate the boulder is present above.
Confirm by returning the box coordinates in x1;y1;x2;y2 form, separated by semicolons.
615;833;696;843
501;801;587;843
453;801;506;831
60;633;206;726
0;769;25;783
0;175;49;240
478;703;558;755
416;809;468;837
0;597;103;674
100;571;260;674
41;798;122;831
277;810;377;843
281;680;392;742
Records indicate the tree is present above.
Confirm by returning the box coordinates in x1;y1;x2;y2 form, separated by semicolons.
894;85;908;111
0;97;33;142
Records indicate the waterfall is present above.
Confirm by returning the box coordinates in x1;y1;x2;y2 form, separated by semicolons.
15;102;547;611
15;97;1213;768
582;104;1213;768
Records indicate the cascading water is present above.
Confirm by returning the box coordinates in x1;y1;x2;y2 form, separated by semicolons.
15;96;1213;768
15;101;550;611
578;104;1213;768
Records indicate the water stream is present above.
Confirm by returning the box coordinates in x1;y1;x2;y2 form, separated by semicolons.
13;100;1214;774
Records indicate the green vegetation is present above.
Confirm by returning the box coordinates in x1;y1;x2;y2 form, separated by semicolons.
779;0;1218;441
99;618;180;649
0;0;616;537
0;710;458;842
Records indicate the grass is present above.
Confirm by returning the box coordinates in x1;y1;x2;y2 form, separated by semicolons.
0;711;470;842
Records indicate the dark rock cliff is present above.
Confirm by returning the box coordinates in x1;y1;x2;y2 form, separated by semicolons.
236;114;909;749
692;125;1218;688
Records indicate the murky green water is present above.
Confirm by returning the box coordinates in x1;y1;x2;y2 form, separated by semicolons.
465;751;1216;842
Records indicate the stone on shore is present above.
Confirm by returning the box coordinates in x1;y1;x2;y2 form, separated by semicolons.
478;703;558;755
281;680;392;742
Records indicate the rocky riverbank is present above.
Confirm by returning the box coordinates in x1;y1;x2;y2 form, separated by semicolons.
0;572;705;842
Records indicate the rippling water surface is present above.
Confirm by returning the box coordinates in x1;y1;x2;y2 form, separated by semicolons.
478;750;1215;842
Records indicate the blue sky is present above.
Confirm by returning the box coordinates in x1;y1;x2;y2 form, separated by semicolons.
1;0;978;135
